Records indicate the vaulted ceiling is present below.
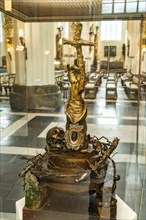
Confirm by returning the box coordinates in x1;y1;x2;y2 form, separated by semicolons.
0;0;145;22
0;0;102;22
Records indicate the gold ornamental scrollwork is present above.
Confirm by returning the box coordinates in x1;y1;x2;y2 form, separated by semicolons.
2;15;13;38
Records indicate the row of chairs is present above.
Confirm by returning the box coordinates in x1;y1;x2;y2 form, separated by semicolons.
106;73;118;100
0;73;16;95
84;72;102;99
121;72;146;100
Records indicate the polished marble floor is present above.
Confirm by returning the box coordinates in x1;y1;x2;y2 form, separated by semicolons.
0;78;146;219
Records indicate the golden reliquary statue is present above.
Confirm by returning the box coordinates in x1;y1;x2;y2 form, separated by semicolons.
63;22;94;150
20;22;120;220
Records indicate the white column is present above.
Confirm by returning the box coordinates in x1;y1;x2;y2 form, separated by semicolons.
0;40;6;67
0;15;6;67
25;22;55;86
127;21;140;75
14;20;26;84
82;22;92;73
14;22;55;85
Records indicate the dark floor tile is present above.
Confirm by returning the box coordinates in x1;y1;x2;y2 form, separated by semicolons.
0;115;24;131
139;189;146;220
0;154;26;213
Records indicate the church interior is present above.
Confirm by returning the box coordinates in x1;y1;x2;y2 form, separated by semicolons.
0;0;146;220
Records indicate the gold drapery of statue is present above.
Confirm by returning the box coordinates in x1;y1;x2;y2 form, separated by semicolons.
66;63;86;124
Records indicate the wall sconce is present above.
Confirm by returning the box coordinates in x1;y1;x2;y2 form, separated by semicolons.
19;29;27;60
7;37;12;44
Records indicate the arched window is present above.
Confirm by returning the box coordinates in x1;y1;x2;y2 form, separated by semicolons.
100;20;122;41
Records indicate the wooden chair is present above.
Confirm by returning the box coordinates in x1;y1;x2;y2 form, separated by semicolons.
2;74;16;95
106;75;118;100
124;76;142;99
0;75;9;95
0;75;5;94
62;82;70;99
84;83;97;99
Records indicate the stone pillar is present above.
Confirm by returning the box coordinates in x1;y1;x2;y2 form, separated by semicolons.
127;20;140;75
2;14;16;74
14;20;26;84
82;22;92;73
0;13;6;67
14;22;55;85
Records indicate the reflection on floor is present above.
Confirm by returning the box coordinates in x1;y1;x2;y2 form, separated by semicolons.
0;79;146;219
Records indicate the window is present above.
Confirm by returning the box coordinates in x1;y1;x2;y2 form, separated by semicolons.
100;21;122;41
102;0;112;14
138;0;146;12
114;0;125;13
102;0;146;14
126;0;137;13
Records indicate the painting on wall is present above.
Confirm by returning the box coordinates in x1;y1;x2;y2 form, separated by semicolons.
110;46;116;57
104;46;116;57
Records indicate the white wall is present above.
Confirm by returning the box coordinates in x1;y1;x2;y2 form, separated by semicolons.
13;19;26;84
25;22;55;86
98;21;127;62
126;20;140;75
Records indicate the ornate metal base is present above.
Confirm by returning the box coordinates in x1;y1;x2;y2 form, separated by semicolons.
23;189;117;220
20;133;120;220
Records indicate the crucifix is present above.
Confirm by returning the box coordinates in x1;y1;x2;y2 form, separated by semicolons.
63;22;94;150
